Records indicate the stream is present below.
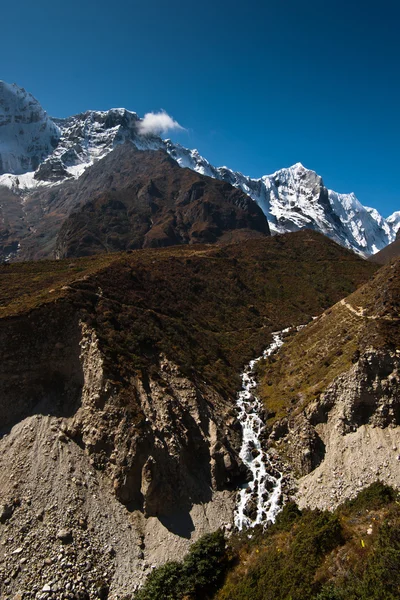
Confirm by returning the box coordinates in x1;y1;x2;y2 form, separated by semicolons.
234;328;290;530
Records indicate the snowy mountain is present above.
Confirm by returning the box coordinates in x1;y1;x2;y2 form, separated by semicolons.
165;143;396;255
0;81;398;257
386;211;400;237
0;82;60;175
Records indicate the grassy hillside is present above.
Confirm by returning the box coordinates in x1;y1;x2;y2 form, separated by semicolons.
0;231;377;399
257;256;400;426
0;253;117;317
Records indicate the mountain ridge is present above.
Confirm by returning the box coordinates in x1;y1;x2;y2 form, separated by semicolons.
0;81;399;258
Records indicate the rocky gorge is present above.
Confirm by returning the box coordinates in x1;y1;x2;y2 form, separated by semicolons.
0;232;379;598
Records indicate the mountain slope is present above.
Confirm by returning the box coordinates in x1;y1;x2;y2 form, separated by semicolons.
0;232;377;597
0;81;398;258
257;255;400;511
0;82;59;175
55;145;270;258
0;144;270;261
369;229;400;264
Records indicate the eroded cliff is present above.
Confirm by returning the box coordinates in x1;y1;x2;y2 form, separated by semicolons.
0;233;377;598
261;260;400;511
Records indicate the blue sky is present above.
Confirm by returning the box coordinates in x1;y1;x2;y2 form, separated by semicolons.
1;0;399;215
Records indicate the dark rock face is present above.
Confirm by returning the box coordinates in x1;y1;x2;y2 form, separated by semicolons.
0;144;269;261
54;145;270;258
34;160;72;182
0;303;84;431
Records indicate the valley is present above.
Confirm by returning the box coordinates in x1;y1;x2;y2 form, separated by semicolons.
0;232;382;598
1;79;400;600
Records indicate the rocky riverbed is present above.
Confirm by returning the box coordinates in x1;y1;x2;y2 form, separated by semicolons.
235;329;291;530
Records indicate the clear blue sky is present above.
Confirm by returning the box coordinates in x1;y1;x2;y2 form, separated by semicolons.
1;0;399;215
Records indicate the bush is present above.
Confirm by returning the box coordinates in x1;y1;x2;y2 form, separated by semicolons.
183;530;227;598
272;501;302;532
134;530;227;600
134;562;184;600
341;481;396;514
217;510;344;600
315;586;346;600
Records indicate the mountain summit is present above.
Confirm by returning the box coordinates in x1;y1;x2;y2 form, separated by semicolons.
0;82;59;174
0;82;399;257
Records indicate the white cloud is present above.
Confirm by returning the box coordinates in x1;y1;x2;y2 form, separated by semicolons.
137;110;185;136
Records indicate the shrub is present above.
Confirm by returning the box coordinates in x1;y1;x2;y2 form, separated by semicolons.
134;562;184;600
341;481;396;514
272;500;302;532
134;530;227;600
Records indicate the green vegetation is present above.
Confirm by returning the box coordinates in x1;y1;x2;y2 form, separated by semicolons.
134;530;227;600
341;481;396;514
135;483;400;600
217;509;344;600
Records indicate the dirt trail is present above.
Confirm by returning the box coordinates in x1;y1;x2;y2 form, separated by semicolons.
340;298;400;321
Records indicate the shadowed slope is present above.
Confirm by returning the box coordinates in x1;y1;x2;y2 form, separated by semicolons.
0;144;270;261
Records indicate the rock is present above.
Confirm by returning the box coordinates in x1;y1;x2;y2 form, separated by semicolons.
0;502;14;523
56;529;73;544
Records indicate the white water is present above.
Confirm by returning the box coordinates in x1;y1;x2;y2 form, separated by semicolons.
234;328;290;530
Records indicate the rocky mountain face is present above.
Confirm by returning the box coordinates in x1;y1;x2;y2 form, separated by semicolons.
369;226;400;265
0;81;398;260
55;145;270;258
0;144;270;261
0;232;377;598
0;82;60;175
259;258;400;510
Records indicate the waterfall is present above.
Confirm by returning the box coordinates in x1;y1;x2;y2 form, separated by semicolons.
234;328;290;530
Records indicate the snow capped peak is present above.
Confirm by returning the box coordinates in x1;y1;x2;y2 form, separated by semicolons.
0;81;60;175
291;161;306;170
269;162;323;189
386;211;400;237
0;81;40;114
0;81;398;257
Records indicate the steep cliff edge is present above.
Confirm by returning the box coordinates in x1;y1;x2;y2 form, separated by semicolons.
259;258;400;510
0;232;377;598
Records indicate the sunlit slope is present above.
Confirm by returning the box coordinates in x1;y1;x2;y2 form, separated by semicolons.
258;256;400;424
